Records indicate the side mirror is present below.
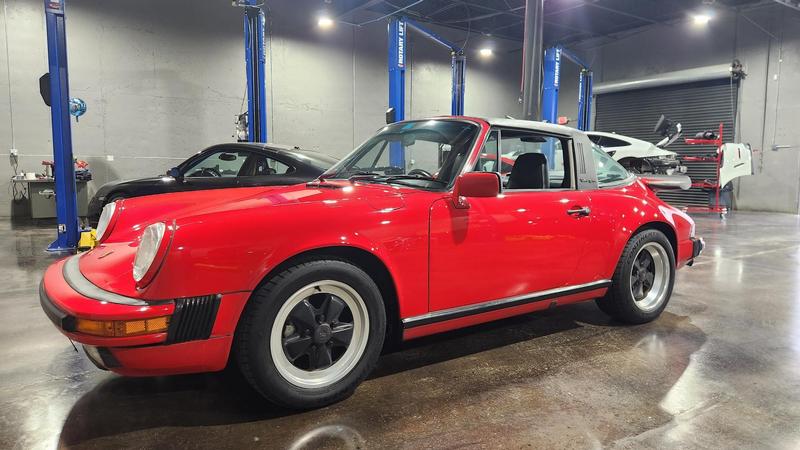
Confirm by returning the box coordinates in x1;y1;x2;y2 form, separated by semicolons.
452;172;501;209
385;107;397;124
167;167;182;180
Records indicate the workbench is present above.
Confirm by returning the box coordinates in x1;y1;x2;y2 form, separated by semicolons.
11;178;89;219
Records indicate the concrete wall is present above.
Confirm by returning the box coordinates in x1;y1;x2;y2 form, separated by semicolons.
0;0;523;217
580;4;800;214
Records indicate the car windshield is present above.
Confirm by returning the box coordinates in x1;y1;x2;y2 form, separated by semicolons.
323;119;480;189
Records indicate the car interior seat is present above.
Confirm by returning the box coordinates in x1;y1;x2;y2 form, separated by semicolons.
239;156;277;176
507;153;548;189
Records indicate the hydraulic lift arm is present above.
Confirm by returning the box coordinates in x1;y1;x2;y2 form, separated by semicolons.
387;17;466;169
387;17;466;122
541;46;593;131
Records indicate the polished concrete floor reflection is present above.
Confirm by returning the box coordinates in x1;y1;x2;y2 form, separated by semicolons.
2;212;800;449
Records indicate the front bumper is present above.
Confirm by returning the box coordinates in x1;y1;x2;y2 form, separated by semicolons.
39;256;249;376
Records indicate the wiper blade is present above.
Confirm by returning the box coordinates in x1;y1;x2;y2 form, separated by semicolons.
384;175;447;185
348;171;382;177
348;172;386;183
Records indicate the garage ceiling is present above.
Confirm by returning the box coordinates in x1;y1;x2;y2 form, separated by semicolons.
331;0;771;47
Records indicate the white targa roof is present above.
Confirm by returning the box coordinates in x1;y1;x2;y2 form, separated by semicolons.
484;118;585;138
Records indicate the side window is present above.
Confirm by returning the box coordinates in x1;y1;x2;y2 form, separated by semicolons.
474;130;499;173
241;154;295;177
184;151;248;178
501;130;571;190
592;146;631;187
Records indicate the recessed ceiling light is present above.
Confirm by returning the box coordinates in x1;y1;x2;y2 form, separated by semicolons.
318;16;334;28
479;48;493;57
692;14;711;25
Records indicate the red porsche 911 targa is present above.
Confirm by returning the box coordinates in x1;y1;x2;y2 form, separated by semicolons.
40;117;704;409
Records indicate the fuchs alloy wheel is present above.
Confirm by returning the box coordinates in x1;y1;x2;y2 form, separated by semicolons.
235;260;386;409
271;280;369;389
596;229;675;324
629;242;671;312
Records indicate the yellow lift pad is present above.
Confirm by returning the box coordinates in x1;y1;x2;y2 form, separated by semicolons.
78;229;97;251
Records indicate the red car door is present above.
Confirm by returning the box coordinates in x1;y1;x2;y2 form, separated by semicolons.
428;191;593;312
428;129;594;312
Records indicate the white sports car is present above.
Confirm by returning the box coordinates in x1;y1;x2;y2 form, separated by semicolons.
586;131;687;175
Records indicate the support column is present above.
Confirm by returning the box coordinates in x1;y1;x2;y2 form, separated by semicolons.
44;0;79;252
243;0;267;143
451;51;466;116
541;46;561;124
520;0;544;121
388;17;406;122
577;69;593;131
388;18;406;168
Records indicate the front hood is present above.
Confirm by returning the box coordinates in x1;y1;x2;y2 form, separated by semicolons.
96;176;173;196
81;181;411;297
104;181;407;243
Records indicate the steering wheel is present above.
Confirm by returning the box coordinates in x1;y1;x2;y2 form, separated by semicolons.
196;167;221;177
407;168;433;178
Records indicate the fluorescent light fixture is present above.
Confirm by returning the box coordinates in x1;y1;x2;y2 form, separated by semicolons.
479;48;493;57
692;14;711;25
318;16;334;28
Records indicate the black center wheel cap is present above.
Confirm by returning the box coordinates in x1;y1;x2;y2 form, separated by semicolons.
313;323;333;344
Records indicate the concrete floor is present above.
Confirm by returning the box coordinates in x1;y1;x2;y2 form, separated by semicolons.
2;212;800;449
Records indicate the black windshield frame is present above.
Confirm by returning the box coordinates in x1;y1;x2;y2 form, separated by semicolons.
323;119;482;191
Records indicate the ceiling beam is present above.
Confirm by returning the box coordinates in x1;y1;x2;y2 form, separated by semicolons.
427;3;462;18
545;3;588;17
403;15;523;42
773;0;800;11
584;1;658;24
335;0;385;19
457;1;525;18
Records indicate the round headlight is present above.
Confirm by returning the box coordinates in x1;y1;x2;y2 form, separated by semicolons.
133;222;167;284
95;202;118;242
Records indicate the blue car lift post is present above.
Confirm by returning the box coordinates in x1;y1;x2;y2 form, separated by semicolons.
241;0;268;143
44;0;79;252
541;45;593;131
387;17;465;168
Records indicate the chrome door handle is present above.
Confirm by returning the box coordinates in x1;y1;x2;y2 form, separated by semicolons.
567;206;591;217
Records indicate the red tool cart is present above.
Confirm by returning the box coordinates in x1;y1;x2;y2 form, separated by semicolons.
680;123;727;218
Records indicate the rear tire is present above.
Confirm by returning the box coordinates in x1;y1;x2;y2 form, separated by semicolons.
596;229;675;324
235;260;386;409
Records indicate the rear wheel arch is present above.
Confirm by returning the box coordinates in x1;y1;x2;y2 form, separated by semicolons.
629;221;678;261
249;246;401;347
598;227;676;323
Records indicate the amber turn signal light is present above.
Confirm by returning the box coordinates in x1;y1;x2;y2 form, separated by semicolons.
75;316;170;337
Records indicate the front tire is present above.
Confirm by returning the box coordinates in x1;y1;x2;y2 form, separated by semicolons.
235;260;386;409
596;229;675;324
